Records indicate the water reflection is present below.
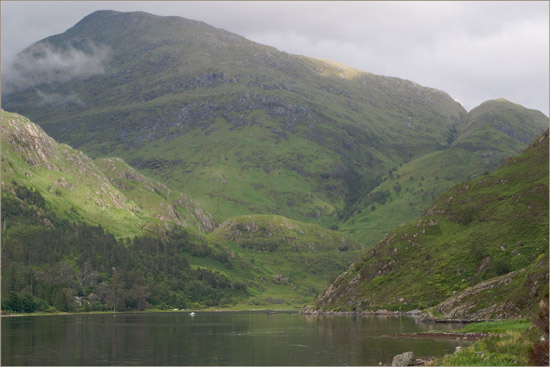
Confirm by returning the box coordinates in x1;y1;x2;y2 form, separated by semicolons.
2;312;468;365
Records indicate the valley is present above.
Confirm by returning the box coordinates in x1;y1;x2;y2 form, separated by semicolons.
1;8;548;366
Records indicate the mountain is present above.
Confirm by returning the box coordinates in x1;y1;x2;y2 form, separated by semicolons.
1;110;361;311
1;110;214;237
2;10;470;229
3;11;547;246
310;130;549;319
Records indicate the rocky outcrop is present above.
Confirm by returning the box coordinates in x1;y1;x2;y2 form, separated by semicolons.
215;214;355;253
392;352;415;366
1;110;217;236
2;113;56;168
432;254;548;320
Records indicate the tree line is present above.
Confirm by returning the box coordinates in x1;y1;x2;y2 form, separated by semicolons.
1;183;247;313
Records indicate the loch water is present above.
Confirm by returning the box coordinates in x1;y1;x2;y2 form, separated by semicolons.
2;311;469;365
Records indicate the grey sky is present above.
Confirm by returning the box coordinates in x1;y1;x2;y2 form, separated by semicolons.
2;1;549;115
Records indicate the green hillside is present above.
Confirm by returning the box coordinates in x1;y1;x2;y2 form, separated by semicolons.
2;10;548;317
341;99;548;246
1;110;213;237
310;130;549;319
1;111;361;312
4;11;546;245
205;214;361;308
2;10;468;228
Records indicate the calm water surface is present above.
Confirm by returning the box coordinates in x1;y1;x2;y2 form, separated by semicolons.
2;311;468;365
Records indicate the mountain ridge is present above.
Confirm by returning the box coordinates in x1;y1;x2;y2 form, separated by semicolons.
1;10;468;229
2;9;547;245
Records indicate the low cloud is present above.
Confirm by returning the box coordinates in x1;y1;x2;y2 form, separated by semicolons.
2;40;110;94
35;89;84;106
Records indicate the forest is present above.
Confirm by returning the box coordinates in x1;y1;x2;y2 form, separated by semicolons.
1;182;247;313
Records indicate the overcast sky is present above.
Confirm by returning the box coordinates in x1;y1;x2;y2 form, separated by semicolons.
1;1;549;115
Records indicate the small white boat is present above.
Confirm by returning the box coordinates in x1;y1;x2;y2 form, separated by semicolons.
189;312;196;317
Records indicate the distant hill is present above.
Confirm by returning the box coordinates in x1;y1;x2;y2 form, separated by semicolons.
341;99;549;246
310;130;549;320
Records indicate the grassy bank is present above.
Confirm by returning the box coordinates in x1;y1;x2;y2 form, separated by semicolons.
433;320;540;366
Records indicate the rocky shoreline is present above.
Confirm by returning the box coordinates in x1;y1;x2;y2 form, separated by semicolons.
392;331;493;341
299;309;499;323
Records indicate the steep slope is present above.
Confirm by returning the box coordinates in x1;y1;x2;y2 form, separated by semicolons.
310;130;549;318
430;252;548;320
2;10;467;226
341;99;548;246
1;110;213;237
1;110;361;310
94;157;215;233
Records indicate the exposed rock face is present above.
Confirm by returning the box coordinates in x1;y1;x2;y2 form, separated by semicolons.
2;112;132;211
433;254;549;320
433;270;524;320
187;199;216;232
95;157;217;232
392;352;415;366
3;115;55;167
2;110;217;236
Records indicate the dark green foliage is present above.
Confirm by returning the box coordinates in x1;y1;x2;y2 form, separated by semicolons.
12;181;46;208
446;125;459;145
1;186;245;312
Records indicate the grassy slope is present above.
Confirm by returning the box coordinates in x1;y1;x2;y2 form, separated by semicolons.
311;130;548;316
1;110;215;237
205;214;361;308
341;99;548;247
4;12;547;246
435;320;541;366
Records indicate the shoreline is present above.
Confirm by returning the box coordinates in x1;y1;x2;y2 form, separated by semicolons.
2;307;504;324
392;331;494;341
0;308;300;318
299;309;502;323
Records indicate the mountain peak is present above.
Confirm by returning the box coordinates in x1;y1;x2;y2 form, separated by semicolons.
4;10;544;233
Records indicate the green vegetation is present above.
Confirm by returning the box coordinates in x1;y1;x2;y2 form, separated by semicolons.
1;111;361;312
436;332;537;366
1;181;359;313
2;11;548;334
311;130;548;319
459;320;531;334
3;11;546;247
342;99;548;246
435;316;546;366
1;185;242;312
1;110;213;237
